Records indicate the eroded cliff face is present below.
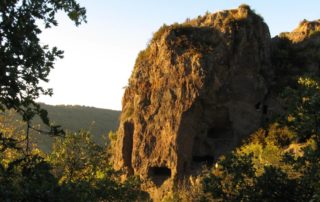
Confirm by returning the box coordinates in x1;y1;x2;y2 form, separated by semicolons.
114;5;272;191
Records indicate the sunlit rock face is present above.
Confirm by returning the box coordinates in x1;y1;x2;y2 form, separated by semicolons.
113;4;273;198
280;19;320;43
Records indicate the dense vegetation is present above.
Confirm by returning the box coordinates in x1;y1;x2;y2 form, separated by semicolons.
0;115;148;201
0;0;87;136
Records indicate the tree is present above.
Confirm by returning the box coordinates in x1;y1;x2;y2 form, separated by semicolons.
0;154;59;201
49;131;150;201
0;112;59;201
49;131;106;183
282;77;320;200
0;0;86;136
282;77;320;142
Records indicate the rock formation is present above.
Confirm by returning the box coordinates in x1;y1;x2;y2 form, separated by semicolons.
280;19;320;43
271;19;320;90
114;4;270;183
112;4;320;200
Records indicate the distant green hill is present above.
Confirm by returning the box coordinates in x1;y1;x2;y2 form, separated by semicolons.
30;103;121;152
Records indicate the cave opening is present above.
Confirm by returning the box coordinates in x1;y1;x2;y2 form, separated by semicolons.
123;121;134;173
255;102;261;110
263;105;268;114
207;126;226;139
192;155;214;166
148;166;171;186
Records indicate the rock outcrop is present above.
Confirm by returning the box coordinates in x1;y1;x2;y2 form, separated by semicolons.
114;4;272;188
271;19;320;90
112;5;320;200
280;19;320;43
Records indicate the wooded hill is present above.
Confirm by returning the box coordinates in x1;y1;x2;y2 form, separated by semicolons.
31;103;120;152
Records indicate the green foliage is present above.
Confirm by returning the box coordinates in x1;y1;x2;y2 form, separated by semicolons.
0;118;148;201
49;131;149;201
0;0;86;136
282;77;320;141
238;4;251;10
107;130;117;156
202;153;255;201
201;149;303;201
238;124;296;176
50;131;105;183
253;166;301;201
0;154;60;201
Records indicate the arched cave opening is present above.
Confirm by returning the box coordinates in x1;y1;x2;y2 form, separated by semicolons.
148;166;171;187
192;155;214;166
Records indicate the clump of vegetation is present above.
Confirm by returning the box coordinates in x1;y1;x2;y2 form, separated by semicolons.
238;4;251;10
0;123;149;201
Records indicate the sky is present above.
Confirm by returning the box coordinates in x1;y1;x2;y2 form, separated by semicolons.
37;0;320;110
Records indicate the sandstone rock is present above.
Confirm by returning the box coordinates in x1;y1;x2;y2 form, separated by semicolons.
114;5;272;194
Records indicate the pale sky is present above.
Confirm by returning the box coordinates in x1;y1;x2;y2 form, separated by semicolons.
37;0;320;110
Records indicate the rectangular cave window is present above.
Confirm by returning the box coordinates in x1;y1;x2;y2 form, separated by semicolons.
192;155;214;166
148;166;172;187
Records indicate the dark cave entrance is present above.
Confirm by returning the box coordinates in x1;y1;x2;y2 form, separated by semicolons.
263;105;268;114
255;102;268;114
207;126;228;139
148;166;171;187
255;102;261;110
123;121;134;173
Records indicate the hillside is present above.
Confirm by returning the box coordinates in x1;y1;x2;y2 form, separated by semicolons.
31;103;121;152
